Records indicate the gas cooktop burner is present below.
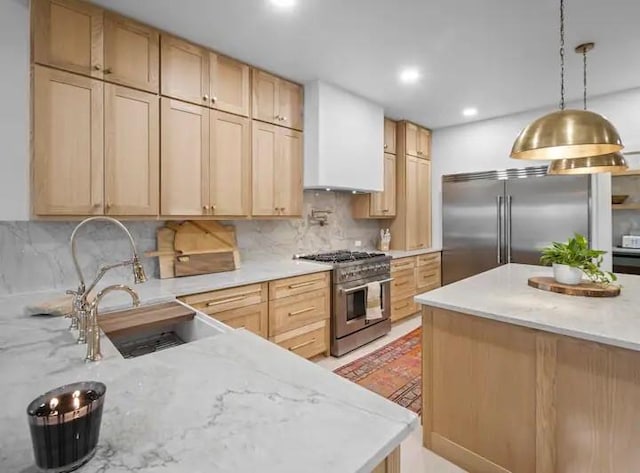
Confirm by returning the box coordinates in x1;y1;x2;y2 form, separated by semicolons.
296;250;387;263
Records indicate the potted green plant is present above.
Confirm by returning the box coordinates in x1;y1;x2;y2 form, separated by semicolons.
540;234;617;286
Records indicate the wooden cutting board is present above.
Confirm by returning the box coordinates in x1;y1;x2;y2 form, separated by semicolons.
528;276;621;297
174;252;236;277
99;301;195;338
172;221;241;267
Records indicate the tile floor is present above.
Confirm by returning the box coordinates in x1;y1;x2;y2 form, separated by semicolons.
317;315;466;473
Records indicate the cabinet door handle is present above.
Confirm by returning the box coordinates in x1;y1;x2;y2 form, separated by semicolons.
211;96;218;103
105;202;112;212
395;281;409;286
289;338;316;351
280;116;287;122
288;306;316;317
274;115;281;120
203;94;209;102
93;65;102;71
287;281;317;289
384;144;388;149
203;205;210;212
103;68;112;74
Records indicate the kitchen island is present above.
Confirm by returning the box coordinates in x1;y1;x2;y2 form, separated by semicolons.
416;264;640;473
0;272;417;472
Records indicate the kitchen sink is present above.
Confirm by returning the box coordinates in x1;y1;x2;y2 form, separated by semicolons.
107;314;226;359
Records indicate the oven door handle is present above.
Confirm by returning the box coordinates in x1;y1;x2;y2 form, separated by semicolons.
340;278;394;294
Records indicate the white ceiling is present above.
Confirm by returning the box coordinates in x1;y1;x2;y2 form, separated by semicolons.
91;0;640;129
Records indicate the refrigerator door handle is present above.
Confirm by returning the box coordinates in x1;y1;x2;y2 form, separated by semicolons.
496;196;503;264
506;195;513;263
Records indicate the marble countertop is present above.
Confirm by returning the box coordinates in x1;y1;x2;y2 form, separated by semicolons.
0;258;417;472
415;263;640;352
386;247;441;259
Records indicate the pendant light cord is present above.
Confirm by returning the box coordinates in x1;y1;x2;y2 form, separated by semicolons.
583;48;588;110
559;0;565;110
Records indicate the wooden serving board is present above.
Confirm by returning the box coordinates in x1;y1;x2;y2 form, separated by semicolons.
99;301;195;338
528;276;620;297
174;252;236;277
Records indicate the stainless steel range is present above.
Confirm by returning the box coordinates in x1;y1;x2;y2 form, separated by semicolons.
296;251;392;356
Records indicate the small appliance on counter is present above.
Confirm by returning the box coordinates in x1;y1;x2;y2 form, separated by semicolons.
27;381;106;472
621;235;640;249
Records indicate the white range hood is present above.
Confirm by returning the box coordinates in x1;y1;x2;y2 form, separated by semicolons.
303;81;384;192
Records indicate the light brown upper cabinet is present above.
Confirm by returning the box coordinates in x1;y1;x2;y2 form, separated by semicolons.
252;122;303;217
32;0;159;92
160;99;251;218
104;84;159;216
384;118;397;154
160;98;209;216
389;121;432;250
252;70;303;131
103;13;159;93
161;35;209;106
32;0;104;79
209;111;251;217
404;122;419;157
352;153;396;219
33;66;104;216
161;36;251;116
209;53;250;117
417;127;431;159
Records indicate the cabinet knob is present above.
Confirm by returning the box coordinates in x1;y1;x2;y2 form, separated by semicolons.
211;96;218;104
203;205;210;212
103;68;112;74
280;116;287;122
105;202;112;212
384;144;388;149
274;115;280;120
93;65;101;71
203;95;209;102
212;204;216;212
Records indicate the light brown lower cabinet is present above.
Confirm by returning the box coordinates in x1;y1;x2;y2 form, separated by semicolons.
372;447;401;473
422;306;640;473
390;254;441;323
179;271;331;359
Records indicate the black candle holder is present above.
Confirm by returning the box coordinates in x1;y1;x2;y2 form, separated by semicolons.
27;381;106;473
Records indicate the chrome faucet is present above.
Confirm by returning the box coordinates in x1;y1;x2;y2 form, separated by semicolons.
67;217;148;345
86;284;140;362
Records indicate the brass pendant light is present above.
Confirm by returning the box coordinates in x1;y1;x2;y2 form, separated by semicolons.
510;0;623;161
548;43;628;175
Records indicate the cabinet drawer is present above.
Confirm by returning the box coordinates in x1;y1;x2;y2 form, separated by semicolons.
416;266;441;292
391;269;416;301
269;288;329;336
209;302;268;338
269;271;330;300
391;257;416;274
417;252;441;267
179;283;267;314
391;296;418;322
270;320;328;359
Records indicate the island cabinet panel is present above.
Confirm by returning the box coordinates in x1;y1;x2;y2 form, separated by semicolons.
555;337;640;473
423;305;640;473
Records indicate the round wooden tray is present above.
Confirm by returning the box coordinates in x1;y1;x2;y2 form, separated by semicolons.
528;276;620;298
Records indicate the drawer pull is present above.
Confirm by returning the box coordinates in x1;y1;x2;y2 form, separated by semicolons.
207;295;247;306
395;302;411;310
287;281;318;289
288;306;316;317
395;281;410;286
289;338;316;351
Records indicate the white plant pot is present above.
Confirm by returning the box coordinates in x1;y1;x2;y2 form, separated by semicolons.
553;263;583;285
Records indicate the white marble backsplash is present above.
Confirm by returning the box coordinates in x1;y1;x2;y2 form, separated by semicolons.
0;191;379;295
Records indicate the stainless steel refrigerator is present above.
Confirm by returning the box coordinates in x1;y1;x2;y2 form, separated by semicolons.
442;166;590;285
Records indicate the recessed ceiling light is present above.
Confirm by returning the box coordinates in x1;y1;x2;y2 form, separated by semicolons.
462;107;478;117
270;0;295;7
399;68;420;84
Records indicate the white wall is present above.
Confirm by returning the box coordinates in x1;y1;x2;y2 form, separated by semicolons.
0;0;30;221
432;88;640;270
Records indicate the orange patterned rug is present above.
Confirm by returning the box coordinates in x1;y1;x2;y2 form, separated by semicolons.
334;327;422;414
